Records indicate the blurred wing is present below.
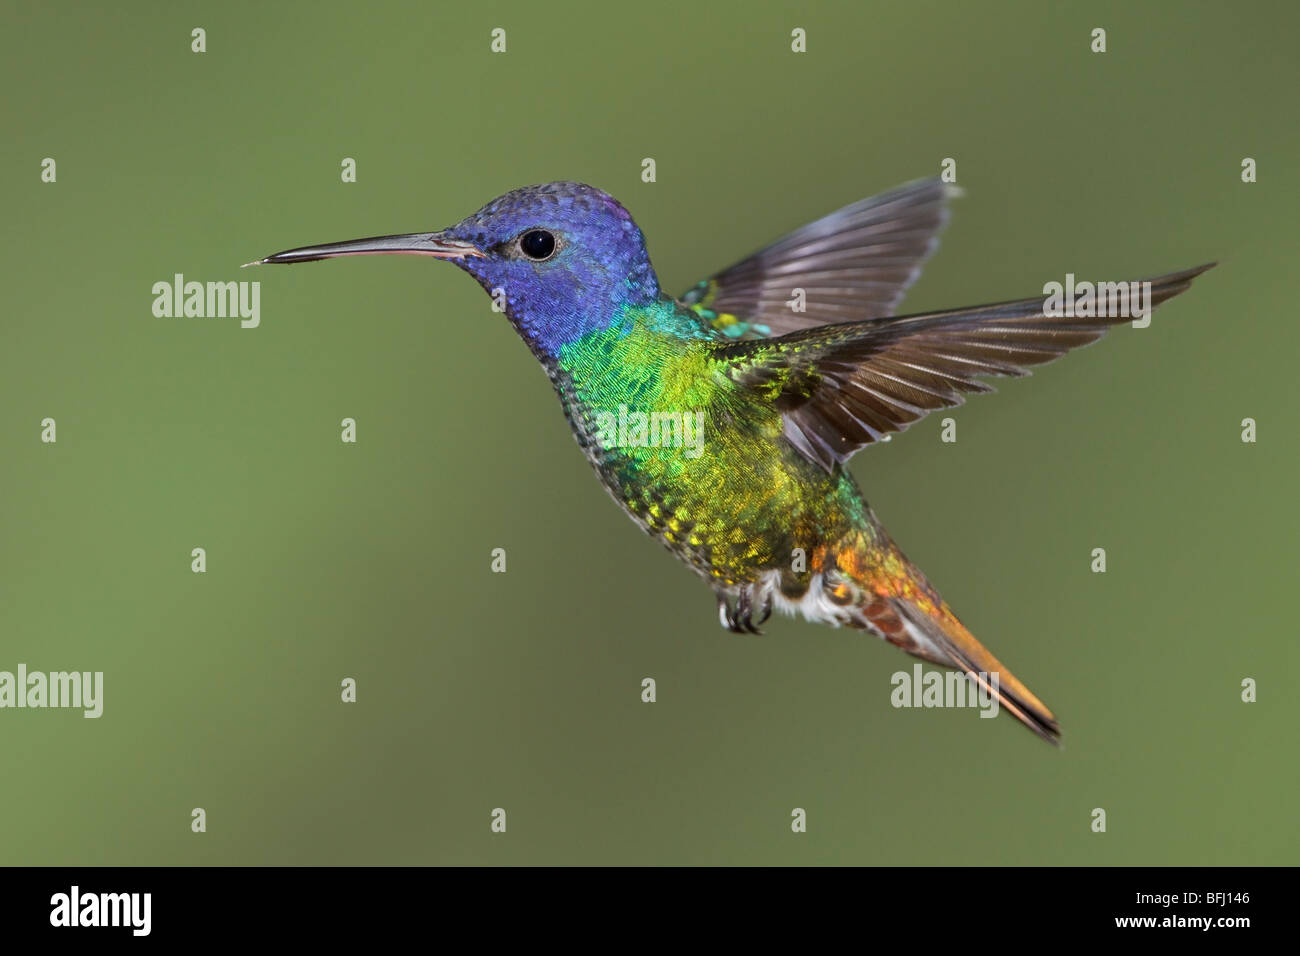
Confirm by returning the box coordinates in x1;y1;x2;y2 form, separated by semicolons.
680;177;956;341
713;264;1216;472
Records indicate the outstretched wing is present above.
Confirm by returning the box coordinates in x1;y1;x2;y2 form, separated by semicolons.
712;264;1216;472
680;177;957;341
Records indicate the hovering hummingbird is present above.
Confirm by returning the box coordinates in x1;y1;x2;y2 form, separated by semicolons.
250;178;1212;744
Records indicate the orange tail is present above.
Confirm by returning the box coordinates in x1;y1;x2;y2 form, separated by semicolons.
834;541;1061;745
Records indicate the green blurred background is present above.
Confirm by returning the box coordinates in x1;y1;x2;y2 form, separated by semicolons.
2;0;1296;865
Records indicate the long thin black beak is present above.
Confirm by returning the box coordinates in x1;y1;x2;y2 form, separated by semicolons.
243;232;484;267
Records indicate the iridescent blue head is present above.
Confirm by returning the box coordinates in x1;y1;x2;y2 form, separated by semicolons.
250;181;661;357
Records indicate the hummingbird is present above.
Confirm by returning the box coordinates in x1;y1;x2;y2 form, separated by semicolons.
250;178;1213;744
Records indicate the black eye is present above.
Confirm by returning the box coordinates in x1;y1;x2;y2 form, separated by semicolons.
519;229;556;261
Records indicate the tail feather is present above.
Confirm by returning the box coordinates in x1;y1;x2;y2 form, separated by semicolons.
832;540;1062;745
890;600;1061;746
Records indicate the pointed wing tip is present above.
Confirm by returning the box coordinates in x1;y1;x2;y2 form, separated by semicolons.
901;174;962;205
1147;260;1217;307
1155;261;1217;285
1170;261;1217;279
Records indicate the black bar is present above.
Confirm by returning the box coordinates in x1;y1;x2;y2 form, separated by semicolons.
0;866;1281;941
